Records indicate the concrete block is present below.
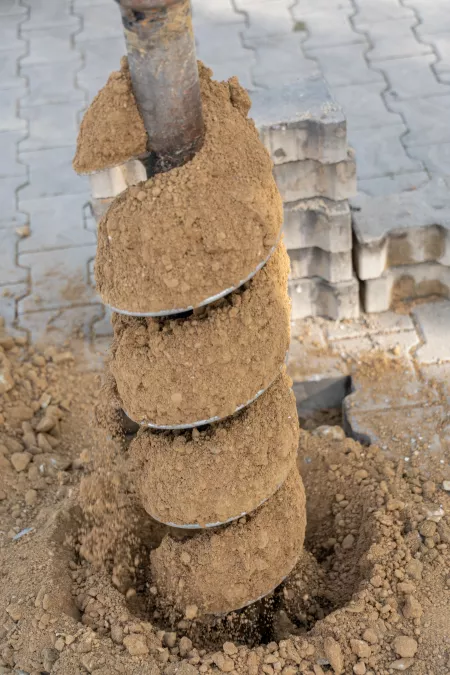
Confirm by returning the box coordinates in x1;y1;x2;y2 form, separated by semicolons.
363;262;450;313
289;275;360;320
305;43;383;87
353;178;450;280
18;193;95;253
283;198;352;253
18;244;97;313
251;75;348;165
88;159;147;197
412;299;450;364
289;247;353;284
274;151;356;202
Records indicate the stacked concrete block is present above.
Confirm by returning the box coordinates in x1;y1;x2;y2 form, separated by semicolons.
251;74;359;320
353;177;450;312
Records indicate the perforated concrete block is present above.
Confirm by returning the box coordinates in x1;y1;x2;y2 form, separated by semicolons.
363;262;450;313
353;177;450;280
283;197;352;252
289;276;360;320
289;247;353;284
274;150;356;203
251;74;348;165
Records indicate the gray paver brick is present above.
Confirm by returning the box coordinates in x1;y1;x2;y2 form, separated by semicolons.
20;102;82;152
251;75;348;165
0;88;27;133
408;143;450;177
305;43;383;87
18;194;95;253
391;95;450;147
405;0;450;36
289;276;360;320
19;304;103;346
0;49;26;90
325;311;415;341
194;23;247;63
380;54;450;101
364;19;432;61
0;0;27;16
0;229;27;286
293;6;363;49
353;177;450;279
353;0;414;24
18;147;89;200
249;34;317;88
75;4;123;42
237;0;294;39
412;300;450;363
0;131;27;178
289;247;353;284
18;245;97;313
363;263;450;313
0;282;27;334
349;124;423;179
21;0;78;30
20;63;85;106
425;33;450;84
0;15;26;52
274;151;356;202
371;329;420;354
332;82;402;130
357;171;429;197
21;26;82;66
283;198;352;253
205;60;254;92
0;176;28;226
192;0;242;25
76;37;125;80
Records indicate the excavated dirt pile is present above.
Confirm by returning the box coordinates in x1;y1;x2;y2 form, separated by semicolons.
1;332;450;673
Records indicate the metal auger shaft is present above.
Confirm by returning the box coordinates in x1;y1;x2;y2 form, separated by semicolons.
115;0;205;173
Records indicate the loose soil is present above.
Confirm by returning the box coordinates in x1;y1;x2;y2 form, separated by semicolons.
108;243;291;427
73;58;148;174
128;369;299;528
94;63;283;314
2;322;450;674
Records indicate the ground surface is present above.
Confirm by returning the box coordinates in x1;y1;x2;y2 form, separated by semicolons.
1;0;450;345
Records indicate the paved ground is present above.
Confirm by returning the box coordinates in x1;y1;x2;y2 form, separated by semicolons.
1;0;450;357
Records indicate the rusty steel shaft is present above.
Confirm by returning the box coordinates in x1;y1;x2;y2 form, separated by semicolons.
116;0;205;173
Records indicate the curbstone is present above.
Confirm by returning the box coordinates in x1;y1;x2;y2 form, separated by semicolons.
273;150;356;202
363;262;450;313
283;198;352;253
289;247;353;284
289;275;360;320
251;75;348;165
353;178;450;280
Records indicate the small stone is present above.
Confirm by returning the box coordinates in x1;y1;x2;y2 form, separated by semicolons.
42;647;59;671
393;636;418;658
123;634;148;656
353;662;366;675
25;489;38;506
350;639;371;659
52;351;74;364
15;225;30;238
10;451;32;472
179;636;193;657
213;652;234;672
4;437;23;453
313;425;346;441
54;637;65;652
0;490;6;500
185;604;198;619
36;416;56;433
443;480;450;491
405;559;423;580
110;624;123;645
323;636;343;674
163;632;177;648
403;595;423;620
418;520;436;537
342;534;355;549
362;629;378;644
6;603;22;621
223;641;237;656
37;433;53;452
389;657;415;670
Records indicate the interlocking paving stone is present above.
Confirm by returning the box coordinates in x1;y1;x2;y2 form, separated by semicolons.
371;329;420;354
391;95;450;147
251;75;348;165
363;262;450;313
404;0;450;36
408;143;450;176
289;248;353;284
20;62;85;106
332;82;402;130
380;54;450;101
236;0;294;38
0;49;27;90
289;275;360;320
0;15;27;52
22;26;82;66
0;0;27;17
0;131;27;178
412;299;450;364
249;34;317;88
20;102;82;152
203;59;254;91
0;176;29;226
0;282;28;335
293;6;363;50
358;172;429;197
425;33;450;84
353;177;450;280
364;18;432;61
194;22;247;63
274;151;356;202
18;147;89;200
192;0;242;25
75;4;123;42
18;245;97;313
353;0;414;24
349;124;424;179
0;229;28;286
283;198;352;253
21;0;78;30
0;88;27;133
305;43;383;89
20;304;104;346
325;311;415;341
18;194;95;253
